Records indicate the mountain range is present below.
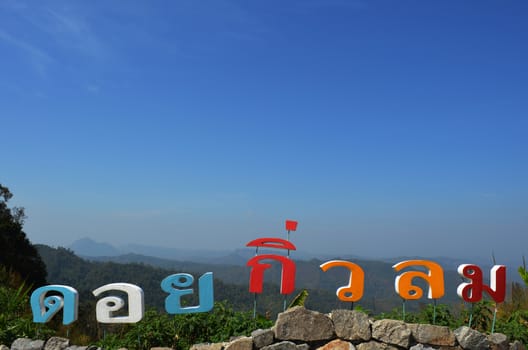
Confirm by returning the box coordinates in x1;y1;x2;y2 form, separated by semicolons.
67;237;524;280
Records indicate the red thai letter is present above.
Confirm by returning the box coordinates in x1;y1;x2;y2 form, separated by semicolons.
457;264;506;303
247;254;296;295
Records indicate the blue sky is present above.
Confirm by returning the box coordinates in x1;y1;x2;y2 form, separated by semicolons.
1;0;527;260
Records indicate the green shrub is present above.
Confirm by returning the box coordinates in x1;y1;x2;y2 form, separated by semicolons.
96;301;273;350
496;310;528;345
0;284;53;344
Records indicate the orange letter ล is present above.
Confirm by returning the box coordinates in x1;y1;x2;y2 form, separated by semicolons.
393;260;445;300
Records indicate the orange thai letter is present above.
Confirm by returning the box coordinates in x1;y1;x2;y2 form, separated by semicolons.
393;260;445;300
320;260;364;302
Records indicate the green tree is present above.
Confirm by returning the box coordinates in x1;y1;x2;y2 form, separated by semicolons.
0;184;47;288
518;257;528;287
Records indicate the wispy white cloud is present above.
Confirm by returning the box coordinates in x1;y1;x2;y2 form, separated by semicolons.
0;1;111;86
0;28;54;76
43;7;106;60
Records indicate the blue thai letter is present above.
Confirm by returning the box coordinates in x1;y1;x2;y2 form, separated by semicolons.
30;285;78;325
161;272;214;314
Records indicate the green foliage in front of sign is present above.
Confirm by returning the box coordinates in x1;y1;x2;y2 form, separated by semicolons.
96;301;273;350
519;266;528;287
0;268;54;345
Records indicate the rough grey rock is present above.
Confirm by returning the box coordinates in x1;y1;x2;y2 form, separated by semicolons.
296;344;310;350
11;338;45;350
454;326;490;350
225;336;252;350
409;345;436;350
412;345;464;350
331;310;372;342
252;329;275;348
261;341;298;350
44;337;70;350
84;346;100;350
371;319;412;348
488;333;509;350
1;345;9;350
509;341;526;350
316;339;356;350
190;342;226;350
356;341;400;350
64;346;88;350
274;307;335;342
408;323;456;346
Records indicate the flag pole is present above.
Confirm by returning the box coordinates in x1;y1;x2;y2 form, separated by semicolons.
284;220;298;311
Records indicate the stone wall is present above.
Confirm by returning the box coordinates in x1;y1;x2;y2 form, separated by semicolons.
192;307;526;350
3;307;527;350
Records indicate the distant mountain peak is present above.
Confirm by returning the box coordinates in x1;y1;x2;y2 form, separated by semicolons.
69;237;121;257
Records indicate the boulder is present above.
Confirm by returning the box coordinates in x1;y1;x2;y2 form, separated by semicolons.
454;326;489;350
411;345;464;350
252;329;275;349
371;319;411;348
11;338;45;350
356;341;400;350
274;307;335;342
509;340;526;350
84;346;100;350
261;341;298;350
331;310;371;342
408;323;456;346
488;333;509;350
225;336;252;350
316;339;355;350
44;338;70;350
409;345;436;350
190;343;226;350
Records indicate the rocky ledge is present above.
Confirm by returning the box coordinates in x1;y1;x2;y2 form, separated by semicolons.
2;307;526;350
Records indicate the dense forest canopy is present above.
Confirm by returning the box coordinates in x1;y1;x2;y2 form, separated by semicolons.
0;184;47;288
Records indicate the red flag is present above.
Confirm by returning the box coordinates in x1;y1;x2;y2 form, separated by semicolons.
285;220;298;231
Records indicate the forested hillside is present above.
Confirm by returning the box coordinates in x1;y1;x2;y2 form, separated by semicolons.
0;185;47;288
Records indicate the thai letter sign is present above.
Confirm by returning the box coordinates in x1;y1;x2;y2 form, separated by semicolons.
27;220;508;325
